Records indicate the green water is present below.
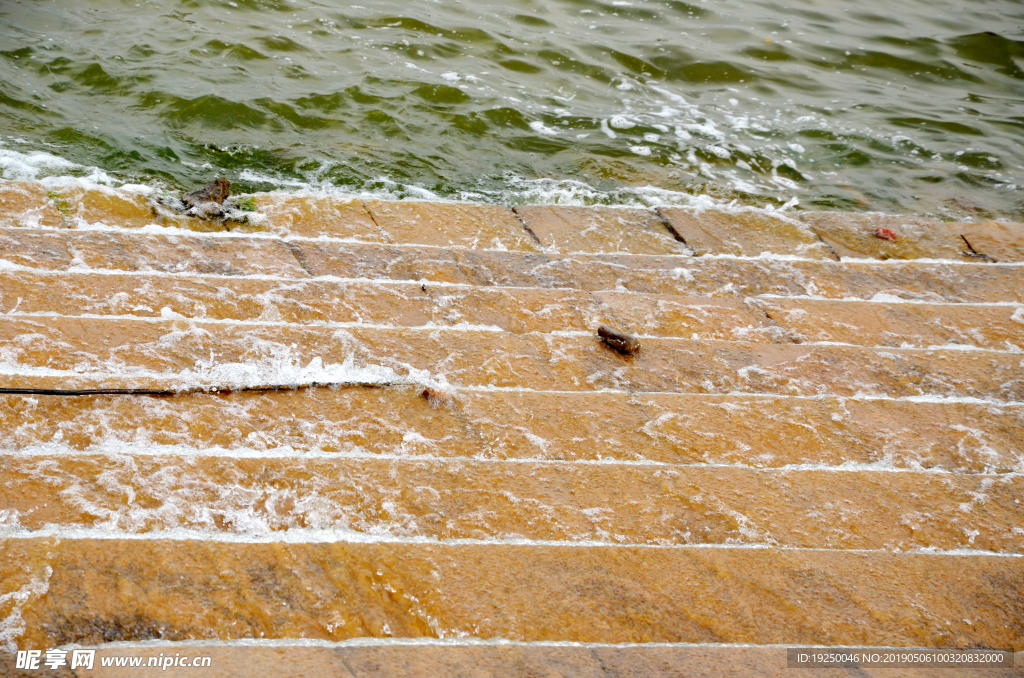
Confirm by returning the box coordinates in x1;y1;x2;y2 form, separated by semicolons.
1;0;1022;217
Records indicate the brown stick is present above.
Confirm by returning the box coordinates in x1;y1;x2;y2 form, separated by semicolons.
0;381;395;397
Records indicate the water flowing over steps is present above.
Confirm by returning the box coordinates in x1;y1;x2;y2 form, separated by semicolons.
2;188;1024;674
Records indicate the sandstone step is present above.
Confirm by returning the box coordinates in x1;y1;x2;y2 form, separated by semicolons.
956;220;1024;263
512;205;688;255
2;454;1021;552
754;297;1024;351
253;193;385;241
9;643;1015;678
658;207;835;260
0;271;780;341
800;212;974;262
363;200;540;252
0;317;1021;398
3;538;1021;649
291;239;1024;302
3;228;1024;304
0;181;66;229
1;390;1020;474
0;229;307;278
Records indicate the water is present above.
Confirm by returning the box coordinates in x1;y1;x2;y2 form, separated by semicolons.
0;0;1022;218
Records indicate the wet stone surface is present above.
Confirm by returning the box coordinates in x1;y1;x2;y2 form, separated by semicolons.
1;196;1024;665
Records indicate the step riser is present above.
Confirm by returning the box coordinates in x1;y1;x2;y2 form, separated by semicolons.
2;392;1020;473
755;297;1024;351
4;538;1020;649
1;317;1021;399
2;456;1021;552
0;272;779;341
4;229;1024;302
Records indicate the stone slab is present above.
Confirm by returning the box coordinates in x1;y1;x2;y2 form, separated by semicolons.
754;297;1024;350
1;389;1020;473
1;317;1022;399
956;221;1024;263
363;200;539;251
0;271;779;341
0;230;309;278
801;212;972;261
253;194;385;240
513;205;688;255
2;454;1020;551
658;207;834;259
0;181;66;229
4;538;1022;649
3;228;1023;303
293;238;1024;302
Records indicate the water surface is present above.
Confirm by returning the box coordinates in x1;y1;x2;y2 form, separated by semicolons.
1;0;1022;217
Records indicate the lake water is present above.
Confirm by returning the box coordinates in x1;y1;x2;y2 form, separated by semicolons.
1;0;1022;218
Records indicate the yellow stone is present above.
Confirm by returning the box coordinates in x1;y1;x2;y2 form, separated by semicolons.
364;200;540;251
955;220;1024;263
0;181;65;228
513;205;689;255
658;207;835;259
801;212;971;261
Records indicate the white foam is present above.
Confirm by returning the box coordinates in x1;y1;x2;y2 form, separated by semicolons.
57;638;1024;651
3;440;1018;476
2;525;1018;556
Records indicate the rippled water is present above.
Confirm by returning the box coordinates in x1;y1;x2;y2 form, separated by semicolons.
1;0;1022;217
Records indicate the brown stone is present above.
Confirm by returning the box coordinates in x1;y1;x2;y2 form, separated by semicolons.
1;317;1021;399
2;391;1020;472
5;538;1024;649
0;229;308;277
3;227;1021;303
2;454;1021;551
253;193;385;240
42;645;1024;678
801;212;972;261
513;205;688;255
956;221;1024;263
364;200;539;251
0;181;66;228
0;271;782;341
597;325;641;354
291;239;1024;302
659;207;834;259
754;297;1024;350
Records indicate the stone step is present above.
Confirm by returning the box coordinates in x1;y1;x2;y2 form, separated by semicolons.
293;238;1024;302
3;538;1020;649
6;184;1022;267
7;643;1014;678
512;205;689;255
2;454;1021;552
754;297;1024;351
1;390;1020;474
658;207;835;260
5;270;1022;350
1;317;1021;398
362;200;540;252
0;229;308;278
0;271;780;342
4;228;1024;303
799;212;976;262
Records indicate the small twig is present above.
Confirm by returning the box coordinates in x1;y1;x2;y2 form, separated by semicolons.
0;381;399;397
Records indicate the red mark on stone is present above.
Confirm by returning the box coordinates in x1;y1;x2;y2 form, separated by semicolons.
874;227;898;241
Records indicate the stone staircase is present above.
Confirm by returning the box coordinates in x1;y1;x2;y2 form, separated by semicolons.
1;182;1022;675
